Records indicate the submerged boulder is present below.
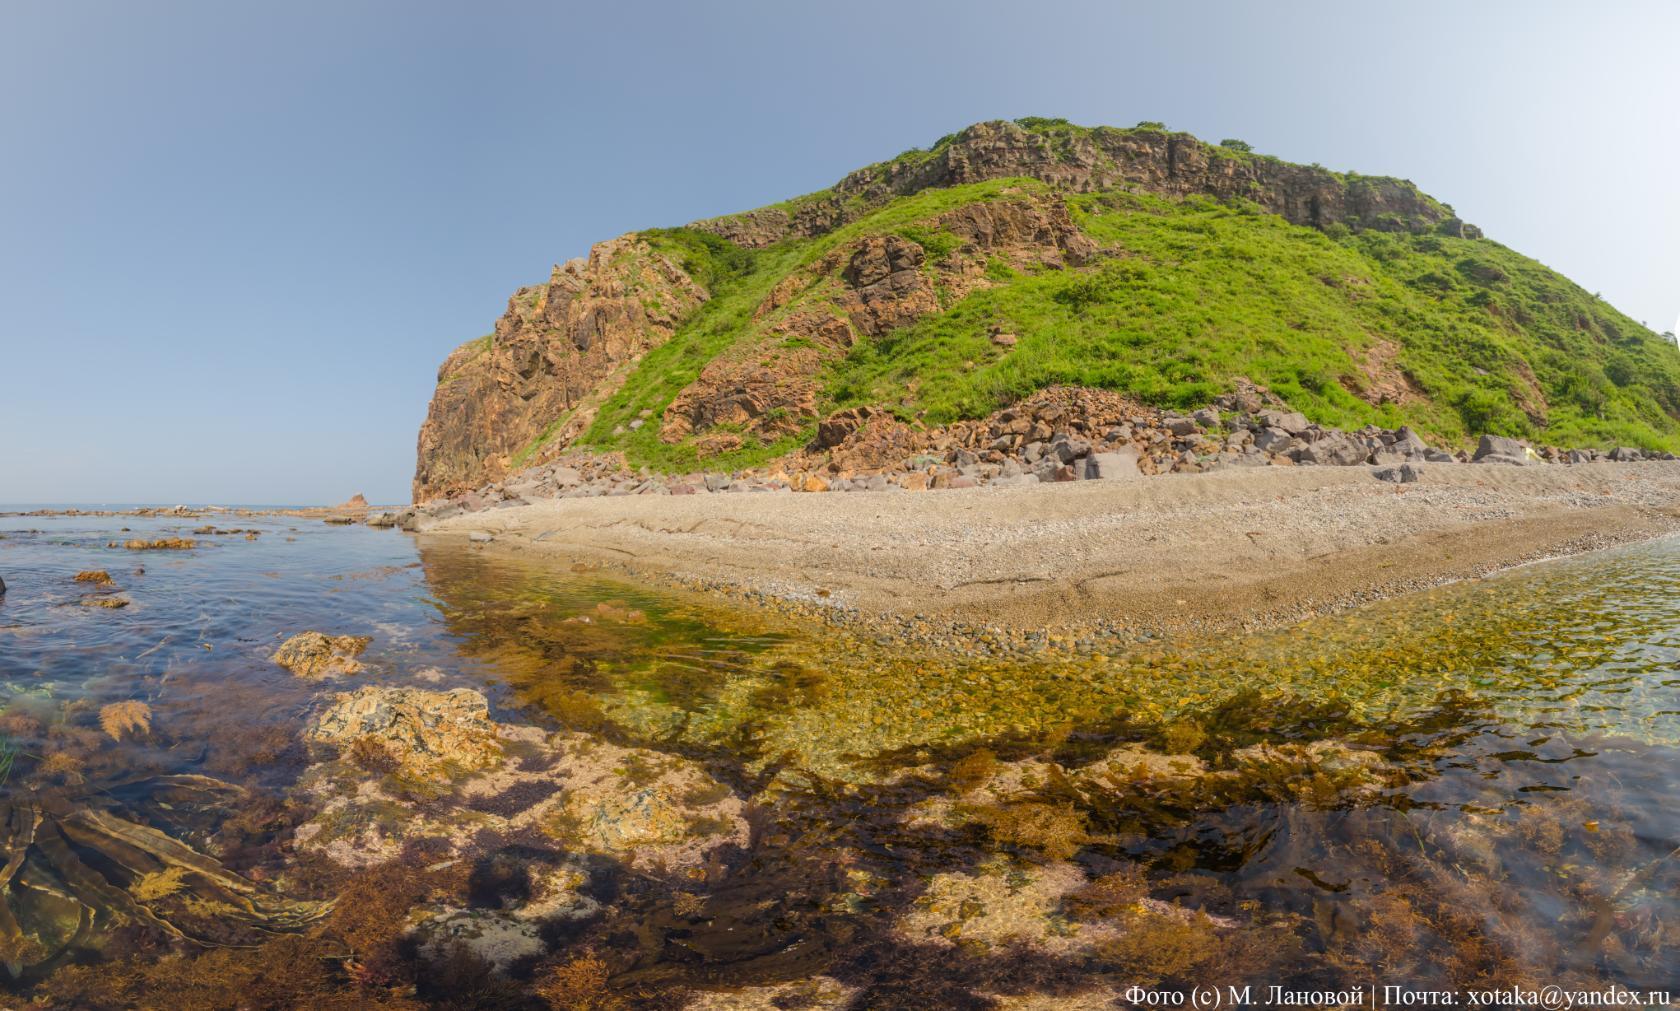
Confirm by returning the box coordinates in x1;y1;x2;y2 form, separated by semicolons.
272;631;372;678
684;977;859;1010
296;686;748;872
307;685;501;778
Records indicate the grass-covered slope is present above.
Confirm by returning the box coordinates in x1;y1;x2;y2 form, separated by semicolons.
559;125;1680;473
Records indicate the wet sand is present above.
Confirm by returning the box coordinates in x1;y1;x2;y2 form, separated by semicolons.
421;461;1680;637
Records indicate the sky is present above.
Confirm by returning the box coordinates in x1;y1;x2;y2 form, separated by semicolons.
1;1;1676;505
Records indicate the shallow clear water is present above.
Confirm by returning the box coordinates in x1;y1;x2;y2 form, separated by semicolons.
2;513;1677;1004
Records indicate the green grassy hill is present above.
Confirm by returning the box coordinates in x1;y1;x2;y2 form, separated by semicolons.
524;119;1680;475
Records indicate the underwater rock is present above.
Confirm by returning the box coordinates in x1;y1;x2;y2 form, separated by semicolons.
271;630;372;678
0;774;331;977
415;908;546;972
122;538;195;550
408;857;603;973
683;976;859;1010
1070;744;1208;789
895;857;1123;957
297;692;747;873
306;685;501;779
1225;740;1393;798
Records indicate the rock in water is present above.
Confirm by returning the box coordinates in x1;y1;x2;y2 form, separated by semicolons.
0;574;7;596
295;685;748;873
307;685;503;779
271;631;372;678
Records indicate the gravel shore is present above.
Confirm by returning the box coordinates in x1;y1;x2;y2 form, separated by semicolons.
422;461;1680;647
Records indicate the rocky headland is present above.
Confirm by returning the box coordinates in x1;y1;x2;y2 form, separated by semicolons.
393;117;1680;646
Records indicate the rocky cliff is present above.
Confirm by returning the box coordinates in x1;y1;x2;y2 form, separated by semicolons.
691;119;1476;247
413;118;1679;502
413;237;706;499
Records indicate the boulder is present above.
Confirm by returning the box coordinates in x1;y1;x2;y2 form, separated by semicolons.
1373;463;1424;484
1609;446;1646;462
1393;427;1428;456
307;685;503;779
1164;416;1198;437
1051;438;1090;464
1258;409;1311;435
1251;426;1294;454
272;631;372;678
1085;448;1143;481
1293;433;1368;466
1472;434;1533;464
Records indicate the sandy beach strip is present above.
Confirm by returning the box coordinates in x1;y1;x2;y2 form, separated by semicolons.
420;461;1680;638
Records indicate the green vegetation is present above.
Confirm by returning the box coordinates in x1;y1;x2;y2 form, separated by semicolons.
818;188;1680;450
554;135;1680;469
638;226;756;295
577;179;1057;472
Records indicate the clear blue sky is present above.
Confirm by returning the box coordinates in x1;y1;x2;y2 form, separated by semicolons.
3;1;1675;505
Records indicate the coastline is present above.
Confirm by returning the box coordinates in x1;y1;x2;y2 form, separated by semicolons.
419;460;1680;648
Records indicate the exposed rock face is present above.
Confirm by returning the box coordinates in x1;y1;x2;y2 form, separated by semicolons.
412;236;707;501
838;235;940;337
696;120;1461;248
661;193;1098;451
940;193;1096;267
689;196;849;248
415;120;1495;495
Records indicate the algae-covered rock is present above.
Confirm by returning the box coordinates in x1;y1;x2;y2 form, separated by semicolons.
896;858;1118;957
475;730;750;870
683;976;858;1010
415;908;546;972
306;685;502;779
272;631;372;678
410;858;603;973
296;689;747;873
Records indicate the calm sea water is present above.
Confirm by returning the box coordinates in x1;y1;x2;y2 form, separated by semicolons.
1;512;1676;1003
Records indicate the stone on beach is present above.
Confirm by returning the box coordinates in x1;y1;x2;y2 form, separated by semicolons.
1085;448;1143;480
1472;434;1535;465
